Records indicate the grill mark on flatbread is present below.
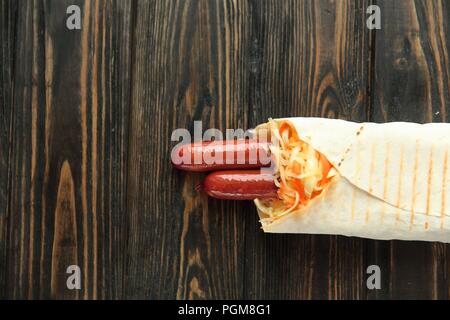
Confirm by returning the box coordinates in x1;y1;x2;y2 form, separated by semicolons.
396;146;404;225
338;125;365;167
335;125;450;219
410;140;420;230
352;147;362;222
441;150;448;230
365;207;370;224
425;147;433;230
356;125;364;136
381;142;390;223
366;143;376;224
338;146;353;167
351;188;356;222
368;143;376;194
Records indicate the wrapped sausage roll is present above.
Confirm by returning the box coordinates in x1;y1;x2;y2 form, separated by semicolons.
253;118;450;243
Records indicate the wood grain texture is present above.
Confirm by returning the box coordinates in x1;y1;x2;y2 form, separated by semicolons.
1;0;450;300
3;0;133;299
373;0;450;299
0;0;18;300
243;0;372;300
125;0;251;299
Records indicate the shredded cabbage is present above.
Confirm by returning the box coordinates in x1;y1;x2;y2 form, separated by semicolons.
255;119;337;223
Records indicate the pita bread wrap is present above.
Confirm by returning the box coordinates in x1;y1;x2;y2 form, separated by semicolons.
253;117;450;243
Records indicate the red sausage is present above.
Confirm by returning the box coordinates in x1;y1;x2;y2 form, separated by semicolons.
171;140;271;172
202;170;278;200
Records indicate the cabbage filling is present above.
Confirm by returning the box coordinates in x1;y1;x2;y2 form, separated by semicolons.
255;119;337;223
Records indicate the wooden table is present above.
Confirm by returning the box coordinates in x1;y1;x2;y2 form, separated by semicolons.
1;0;449;299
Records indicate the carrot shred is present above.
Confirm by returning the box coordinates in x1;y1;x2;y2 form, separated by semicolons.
277;121;334;206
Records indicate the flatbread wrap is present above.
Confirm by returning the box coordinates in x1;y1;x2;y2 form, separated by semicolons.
253;118;450;243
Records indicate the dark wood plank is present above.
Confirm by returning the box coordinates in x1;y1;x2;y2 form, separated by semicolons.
4;0;133;299
243;0;373;299
124;0;255;299
373;0;450;299
0;0;18;299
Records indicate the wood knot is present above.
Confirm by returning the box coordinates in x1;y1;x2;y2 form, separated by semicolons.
394;57;409;70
